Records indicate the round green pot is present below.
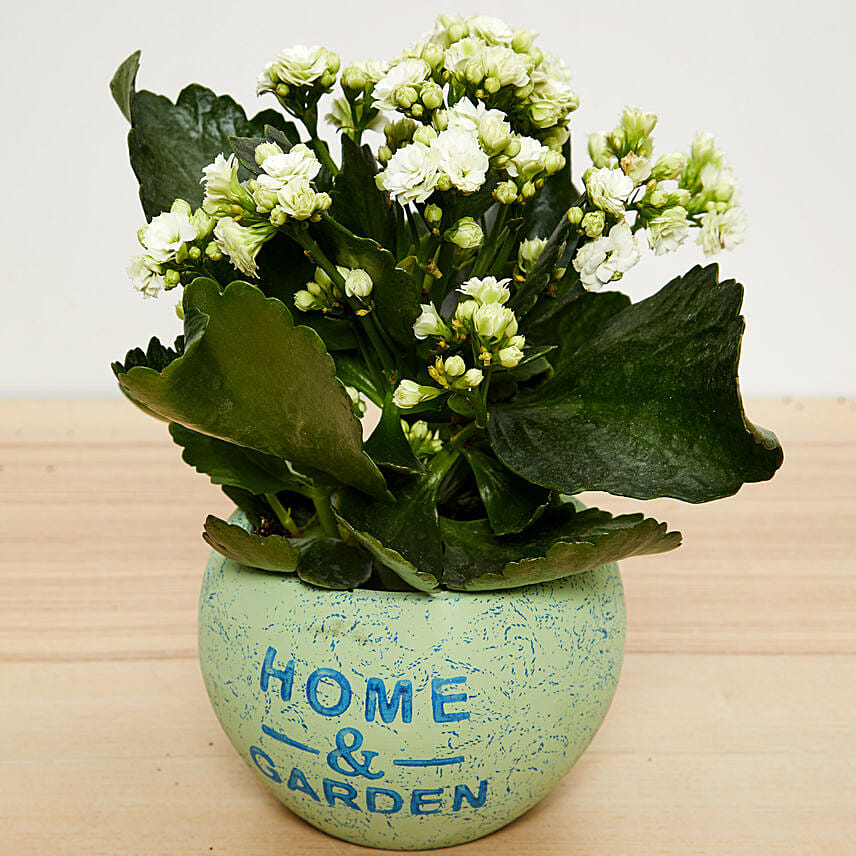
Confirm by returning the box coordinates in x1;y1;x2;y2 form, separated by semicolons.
198;521;626;850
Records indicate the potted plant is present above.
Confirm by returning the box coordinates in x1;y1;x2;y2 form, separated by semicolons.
110;12;783;850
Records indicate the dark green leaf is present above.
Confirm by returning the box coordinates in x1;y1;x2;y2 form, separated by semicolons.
548;290;631;368
112;334;185;374
335;451;458;591
114;278;388;498
297;538;373;589
126;75;293;219
490;264;784;503
364;394;425;473
441;505;681;590
334;353;384;406
203;515;299;572
463;447;549;535
169;423;300;495
110;50;140;123
316;218;421;347
265;124;301;150
220;486;272;528
330;136;396;248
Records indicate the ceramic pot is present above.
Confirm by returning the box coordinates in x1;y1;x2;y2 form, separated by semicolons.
198;516;626;850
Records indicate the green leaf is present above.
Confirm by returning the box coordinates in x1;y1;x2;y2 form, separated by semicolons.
441;505;681;591
110;50;140;123
220;486;272;528
364;394;425;473
297;538;373;589
330;136;396;248
203;515;299;572
334;353;384;406
544;290;631;368
462;447;549;535
229;124;302;173
490;264;784;503
126;73;293;219
316;218;421;347
335;451;458;592
114;278;388;498
169;423;301;495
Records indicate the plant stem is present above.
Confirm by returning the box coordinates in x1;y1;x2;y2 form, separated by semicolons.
309;486;339;538
302;107;340;177
264;493;301;537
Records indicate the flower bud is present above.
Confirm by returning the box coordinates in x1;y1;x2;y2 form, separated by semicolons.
651;151;688;181
517;237;547;274
455;299;477;323
420;82;444;110
544;150;565;175
412;125;438;146
521;181;536;199
413;303;451;340
581;210;606;237
498;345;524;367
204;241;223;261
512;28;535;52
344;268;373;299
164;269;181;289
459;275;511;305
341;64;367;91
294;289;324;311
188;246;201;261
458;368;484;389
567;206;583;225
493;180;518;205
170;198;192;217
444;355;466;377
424;204;442;226
473;303;517;340
393;379;443;409
422;42;445;69
254;142;283;166
445;217;484;249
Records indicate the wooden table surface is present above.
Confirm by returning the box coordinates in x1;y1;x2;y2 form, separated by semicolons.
1;399;854;855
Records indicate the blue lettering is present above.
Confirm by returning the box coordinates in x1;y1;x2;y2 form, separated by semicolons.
260;646;294;701
410;787;444;815
365;677;413;724
323;778;359;809
287;767;320;801
366;786;404;814
453;780;488;810
249;746;281;783
431;676;470;723
306;668;352;716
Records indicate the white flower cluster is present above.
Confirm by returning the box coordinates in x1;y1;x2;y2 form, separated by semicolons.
126;199;213;297
454;276;526;367
376;97;565;207
393;353;484;409
293;264;373;314
197;145;331;278
257;45;340;96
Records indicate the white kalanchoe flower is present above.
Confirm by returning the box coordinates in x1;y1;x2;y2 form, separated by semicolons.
473;302;518;340
620;152;652;186
201;154;255;215
213;218;276;278
139;207;199;263
378;140;440;204
699;162;736;203
393;379;443;409
584;167;634;217
506;136;550;181
127;255;166;298
372;59;431;111
527;56;579;129
646;206;690;255
573;221;641;291
444;38;486;84
342;59;390;90
652;151;689;181
467;14;514;45
343;268;373;299
482;44;531;89
274;178;331;221
459;276;511;305
518;237;547;274
259;143;322;183
434;127;490;193
459;368;484;388
697;206;748;255
268;45;337;88
413;303;451;340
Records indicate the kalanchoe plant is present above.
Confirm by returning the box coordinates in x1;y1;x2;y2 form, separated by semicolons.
110;13;783;593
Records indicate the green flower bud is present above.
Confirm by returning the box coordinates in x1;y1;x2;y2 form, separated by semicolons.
651;151;689;181
294;289;324;312
581;210;606;237
164;269;181;289
588;132;612;168
424;204;442;226
204;241;223;261
341;64;367;91
567;206;584;225
445;217;484;249
521;181;537;199
518;237;547;274
504;137;521;158
413;125;438;146
444;355;466;377
393;380;444;409
512;28;535;52
493;180;518;205
343;267;373;299
170;198;192;217
188;245;201;261
421;82;444;111
422;42;445;69
544;150;565;175
254;142;283;166
377;146;392;165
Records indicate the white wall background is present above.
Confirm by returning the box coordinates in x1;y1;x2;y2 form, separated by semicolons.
1;0;853;396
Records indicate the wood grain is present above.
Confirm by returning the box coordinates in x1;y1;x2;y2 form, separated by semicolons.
1;399;854;854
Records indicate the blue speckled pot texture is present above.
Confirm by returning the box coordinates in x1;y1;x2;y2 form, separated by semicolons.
198;515;626;850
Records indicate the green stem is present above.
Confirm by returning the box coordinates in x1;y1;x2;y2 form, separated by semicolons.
265;493;301;538
309;486;339;538
302;107;340;177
